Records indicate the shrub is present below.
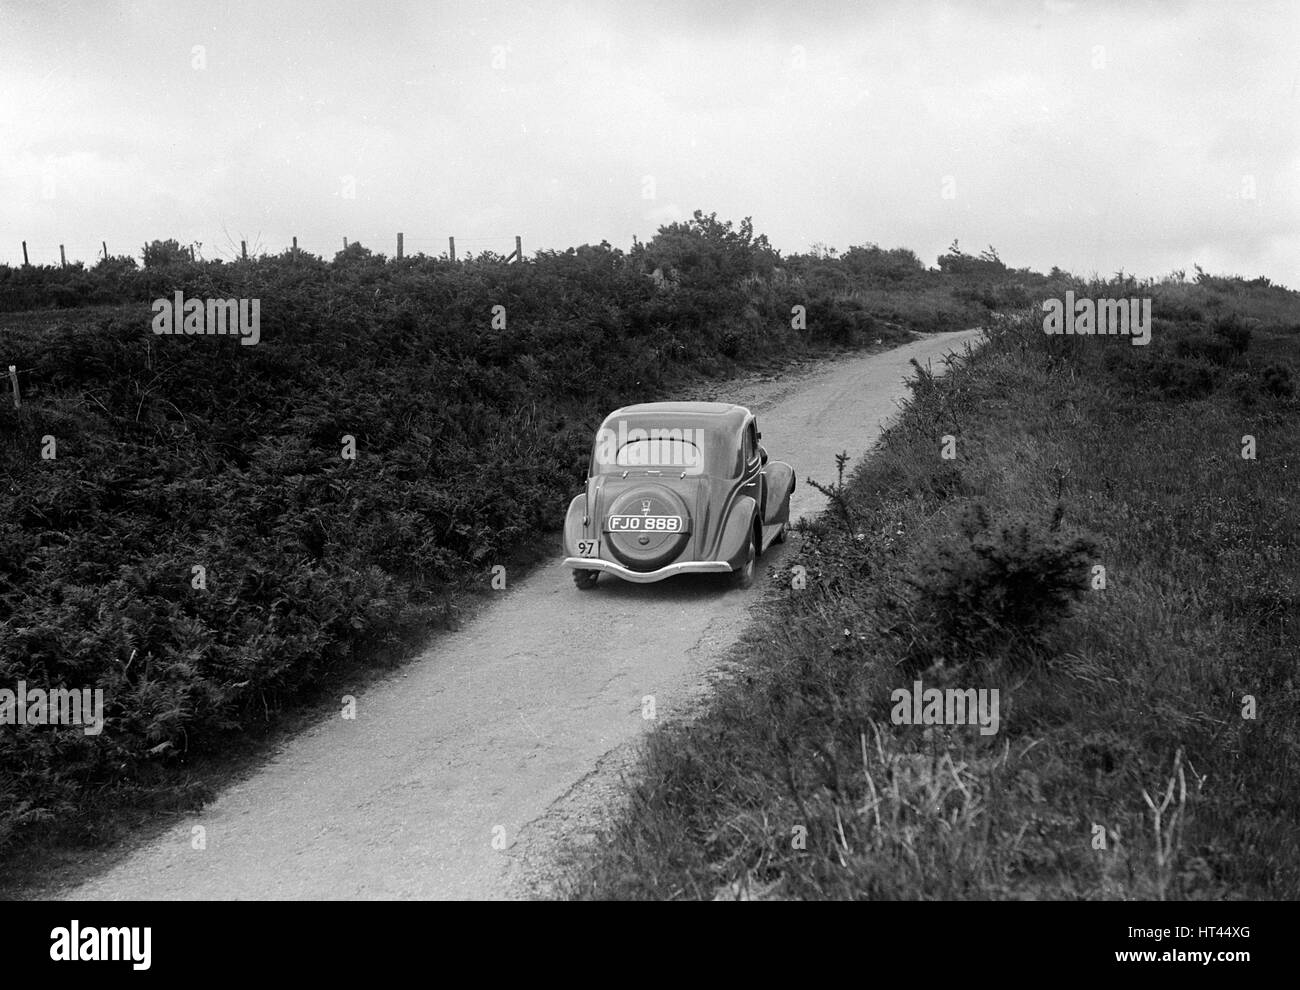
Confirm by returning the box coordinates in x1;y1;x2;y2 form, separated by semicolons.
141;238;192;267
1121;349;1216;401
1262;363;1295;398
936;240;1009;280
1228;371;1260;408
1175;331;1234;365
840;243;926;284
904;502;1096;666
1213;313;1252;355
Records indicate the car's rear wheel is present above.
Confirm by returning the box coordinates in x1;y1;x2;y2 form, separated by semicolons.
573;569;599;590
729;528;757;589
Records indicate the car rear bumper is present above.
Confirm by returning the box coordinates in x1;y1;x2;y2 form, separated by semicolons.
562;557;733;583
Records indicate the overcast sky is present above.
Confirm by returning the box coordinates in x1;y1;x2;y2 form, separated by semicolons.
3;0;1297;284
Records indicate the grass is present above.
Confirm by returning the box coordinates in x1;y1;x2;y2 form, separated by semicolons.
556;292;1300;900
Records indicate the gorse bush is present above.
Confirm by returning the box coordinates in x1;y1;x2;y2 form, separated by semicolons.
1213;313;1252;355
936;240;1009;279
141;238;194;268
634;211;777;286
1115;346;1216;401
903;502;1096;667
1262;363;1295;398
1174;331;1236;365
839;243;927;284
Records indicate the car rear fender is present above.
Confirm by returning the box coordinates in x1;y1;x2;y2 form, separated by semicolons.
717;494;759;568
762;460;796;527
562;492;592;556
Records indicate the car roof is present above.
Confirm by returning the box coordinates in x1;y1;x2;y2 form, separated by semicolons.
602;402;751;433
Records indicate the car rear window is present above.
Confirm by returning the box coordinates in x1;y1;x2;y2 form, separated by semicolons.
591;425;740;477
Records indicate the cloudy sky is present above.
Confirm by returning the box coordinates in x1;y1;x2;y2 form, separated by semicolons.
2;0;1297;283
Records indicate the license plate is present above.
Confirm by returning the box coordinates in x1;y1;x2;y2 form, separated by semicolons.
607;515;683;532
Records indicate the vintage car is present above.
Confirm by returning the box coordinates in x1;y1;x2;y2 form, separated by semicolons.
562;402;796;589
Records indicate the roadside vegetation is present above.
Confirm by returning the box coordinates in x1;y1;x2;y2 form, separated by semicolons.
1;213;999;879
559;271;1300;900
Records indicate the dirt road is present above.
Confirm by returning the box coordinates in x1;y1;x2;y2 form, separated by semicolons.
63;328;983;900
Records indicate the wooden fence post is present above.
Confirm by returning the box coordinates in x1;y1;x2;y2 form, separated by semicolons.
22;241;28;266
292;236;298;259
449;236;456;262
343;237;348;250
59;245;66;268
241;240;247;261
102;240;108;260
515;235;522;262
397;232;404;259
7;365;18;410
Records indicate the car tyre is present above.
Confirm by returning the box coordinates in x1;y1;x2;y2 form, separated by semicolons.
573;569;599;590
729;528;757;589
